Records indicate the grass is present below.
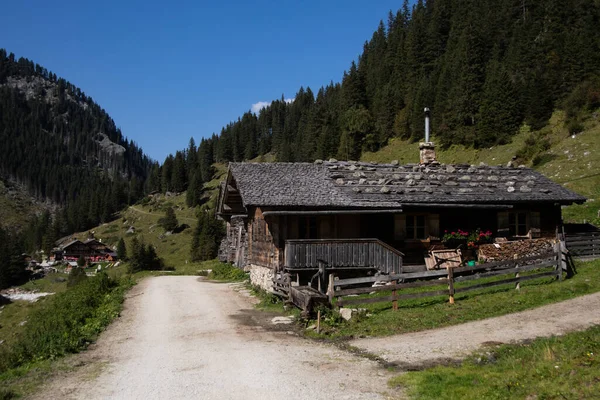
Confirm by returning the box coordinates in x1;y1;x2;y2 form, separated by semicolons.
308;259;600;339
391;325;600;399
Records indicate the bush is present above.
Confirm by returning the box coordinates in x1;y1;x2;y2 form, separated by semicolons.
0;273;132;374
67;266;88;287
208;262;247;281
567;120;584;135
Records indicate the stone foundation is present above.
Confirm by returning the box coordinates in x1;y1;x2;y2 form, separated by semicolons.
248;264;275;291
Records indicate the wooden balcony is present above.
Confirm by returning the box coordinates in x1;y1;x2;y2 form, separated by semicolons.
284;238;403;274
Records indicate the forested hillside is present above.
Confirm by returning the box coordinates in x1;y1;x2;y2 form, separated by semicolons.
182;0;600;166
0;49;156;236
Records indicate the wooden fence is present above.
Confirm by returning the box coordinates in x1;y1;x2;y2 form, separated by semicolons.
565;231;600;258
328;251;561;309
285;239;403;274
272;273;291;298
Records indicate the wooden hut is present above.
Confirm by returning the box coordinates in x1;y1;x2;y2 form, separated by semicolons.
217;144;585;291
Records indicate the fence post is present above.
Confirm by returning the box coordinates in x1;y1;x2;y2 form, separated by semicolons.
554;242;563;281
447;266;455;304
327;273;335;306
392;287;398;311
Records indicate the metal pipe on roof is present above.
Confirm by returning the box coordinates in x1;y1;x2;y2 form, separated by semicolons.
424;107;431;142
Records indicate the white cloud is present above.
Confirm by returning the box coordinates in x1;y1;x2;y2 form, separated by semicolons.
251;101;270;114
251;98;295;114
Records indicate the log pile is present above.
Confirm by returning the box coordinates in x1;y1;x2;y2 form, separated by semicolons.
478;239;554;262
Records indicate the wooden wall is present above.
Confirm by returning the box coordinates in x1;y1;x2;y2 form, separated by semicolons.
245;204;563;270
248;207;279;269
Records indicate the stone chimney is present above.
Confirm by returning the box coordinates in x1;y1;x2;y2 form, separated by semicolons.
419;108;437;165
419;142;437;165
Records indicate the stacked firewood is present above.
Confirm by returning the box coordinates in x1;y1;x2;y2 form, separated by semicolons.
478;239;554;262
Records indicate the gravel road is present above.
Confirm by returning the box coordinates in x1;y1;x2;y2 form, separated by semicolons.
350;292;600;368
31;277;397;400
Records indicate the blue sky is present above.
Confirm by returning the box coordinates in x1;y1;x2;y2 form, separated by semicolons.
2;1;404;162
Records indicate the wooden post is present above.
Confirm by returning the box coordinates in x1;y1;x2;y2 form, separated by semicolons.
317;309;321;334
327;273;335;305
447;266;455;304
317;261;326;294
392;288;398;311
555;241;563;281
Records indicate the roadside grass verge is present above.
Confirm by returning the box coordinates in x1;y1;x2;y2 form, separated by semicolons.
391;325;600;399
0;274;71;348
308;259;600;339
0;273;134;397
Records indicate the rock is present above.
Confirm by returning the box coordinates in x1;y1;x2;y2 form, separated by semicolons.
339;308;353;321
19;320;27;326
328;158;338;163
314;159;323;164
380;186;390;193
507;186;516;193
271;316;294;325
390;160;399;166
306;324;317;331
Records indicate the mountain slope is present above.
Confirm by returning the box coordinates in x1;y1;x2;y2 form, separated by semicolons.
0;49;155;233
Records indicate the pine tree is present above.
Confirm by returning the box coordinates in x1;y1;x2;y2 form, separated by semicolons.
117;238;127;260
186;172;204;208
160;207;179;232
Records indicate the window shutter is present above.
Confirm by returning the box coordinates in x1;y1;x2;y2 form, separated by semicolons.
394;214;406;240
530;211;541;238
428;214;440;238
497;211;509;237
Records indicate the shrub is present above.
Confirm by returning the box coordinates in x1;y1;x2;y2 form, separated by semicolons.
567;120;584;135
0;273;132;374
208;262;247;281
67;266;88;287
76;255;86;267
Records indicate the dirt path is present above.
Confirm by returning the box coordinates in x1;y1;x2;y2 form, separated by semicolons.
129;206;196;223
31;277;398;400
350;292;600;369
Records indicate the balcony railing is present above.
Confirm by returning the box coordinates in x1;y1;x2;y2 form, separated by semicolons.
284;238;403;274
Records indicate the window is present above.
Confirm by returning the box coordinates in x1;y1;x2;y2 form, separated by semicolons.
509;212;528;236
406;215;427;239
298;216;317;239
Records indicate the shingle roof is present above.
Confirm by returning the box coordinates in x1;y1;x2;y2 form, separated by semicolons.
227;161;585;209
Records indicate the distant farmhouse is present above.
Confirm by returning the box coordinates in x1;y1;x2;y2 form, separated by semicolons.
217;142;585;291
53;238;117;263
